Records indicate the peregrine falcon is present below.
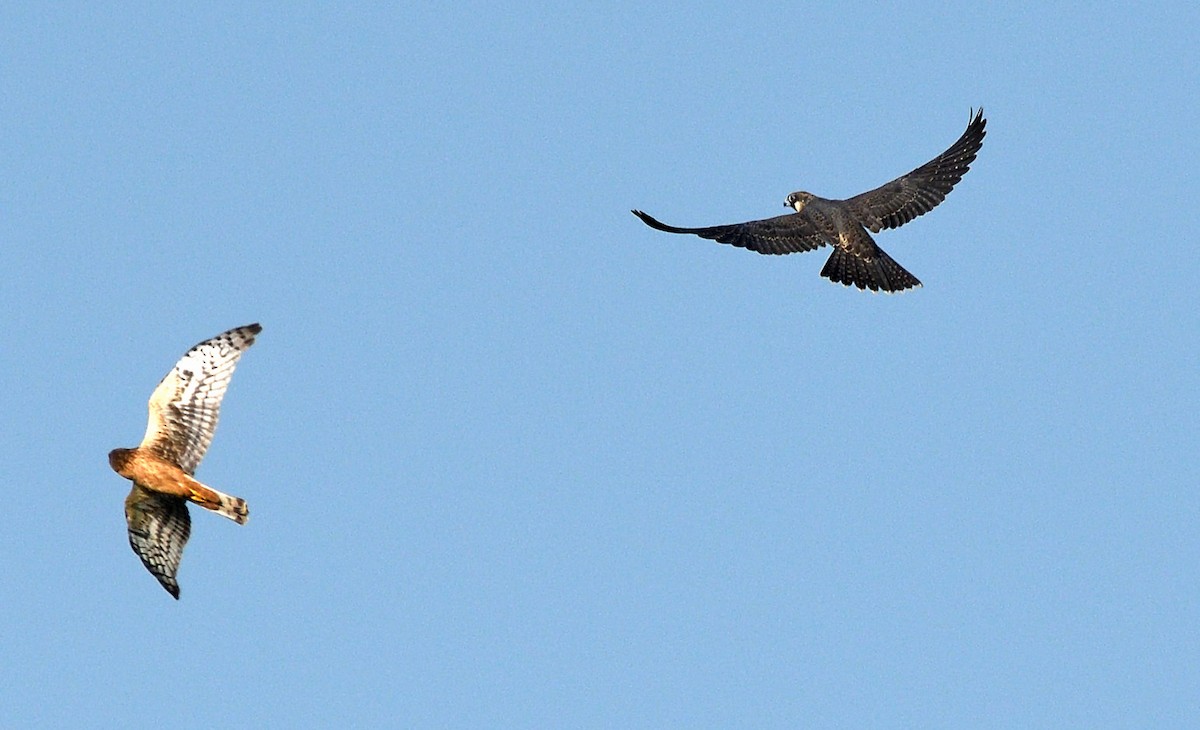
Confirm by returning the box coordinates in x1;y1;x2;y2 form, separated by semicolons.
633;109;986;292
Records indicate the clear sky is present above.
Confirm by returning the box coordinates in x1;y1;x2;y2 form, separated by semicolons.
2;3;1197;727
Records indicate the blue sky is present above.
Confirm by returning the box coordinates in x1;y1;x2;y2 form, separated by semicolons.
2;3;1197;727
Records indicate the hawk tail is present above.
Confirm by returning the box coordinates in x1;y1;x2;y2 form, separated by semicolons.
820;247;922;293
187;483;250;525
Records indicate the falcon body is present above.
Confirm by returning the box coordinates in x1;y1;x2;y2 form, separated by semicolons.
109;323;261;598
634;109;987;292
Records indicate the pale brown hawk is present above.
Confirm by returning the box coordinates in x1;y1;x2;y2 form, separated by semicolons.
108;323;261;598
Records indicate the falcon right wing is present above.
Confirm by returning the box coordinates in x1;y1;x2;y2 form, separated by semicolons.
845;108;986;233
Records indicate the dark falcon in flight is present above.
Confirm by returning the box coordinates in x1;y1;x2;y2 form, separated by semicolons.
633;109;986;292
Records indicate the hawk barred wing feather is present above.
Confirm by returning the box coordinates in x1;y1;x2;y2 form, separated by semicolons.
141;323;262;475
124;484;191;599
633;109;986;293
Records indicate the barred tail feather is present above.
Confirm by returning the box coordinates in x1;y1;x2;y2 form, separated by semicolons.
820;247;921;293
187;483;250;525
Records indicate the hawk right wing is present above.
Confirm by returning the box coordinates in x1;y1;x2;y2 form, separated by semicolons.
125;484;191;599
140;323;262;475
632;210;828;255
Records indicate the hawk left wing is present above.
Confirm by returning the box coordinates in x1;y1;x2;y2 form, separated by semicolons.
125;484;192;599
845;108;986;233
140;323;262;475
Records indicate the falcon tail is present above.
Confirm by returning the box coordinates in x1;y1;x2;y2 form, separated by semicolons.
820;247;922;293
187;482;250;525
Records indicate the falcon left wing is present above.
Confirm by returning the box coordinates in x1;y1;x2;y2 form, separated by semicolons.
632;210;829;255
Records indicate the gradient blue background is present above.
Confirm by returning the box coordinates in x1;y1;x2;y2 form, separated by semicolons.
3;3;1197;727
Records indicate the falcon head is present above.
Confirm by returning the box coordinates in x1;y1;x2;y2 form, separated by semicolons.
785;191;813;213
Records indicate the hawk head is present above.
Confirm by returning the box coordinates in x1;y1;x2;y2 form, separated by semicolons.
785;191;813;213
109;448;134;474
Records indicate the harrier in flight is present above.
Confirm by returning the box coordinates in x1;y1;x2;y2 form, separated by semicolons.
633;109;986;292
109;323;261;598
